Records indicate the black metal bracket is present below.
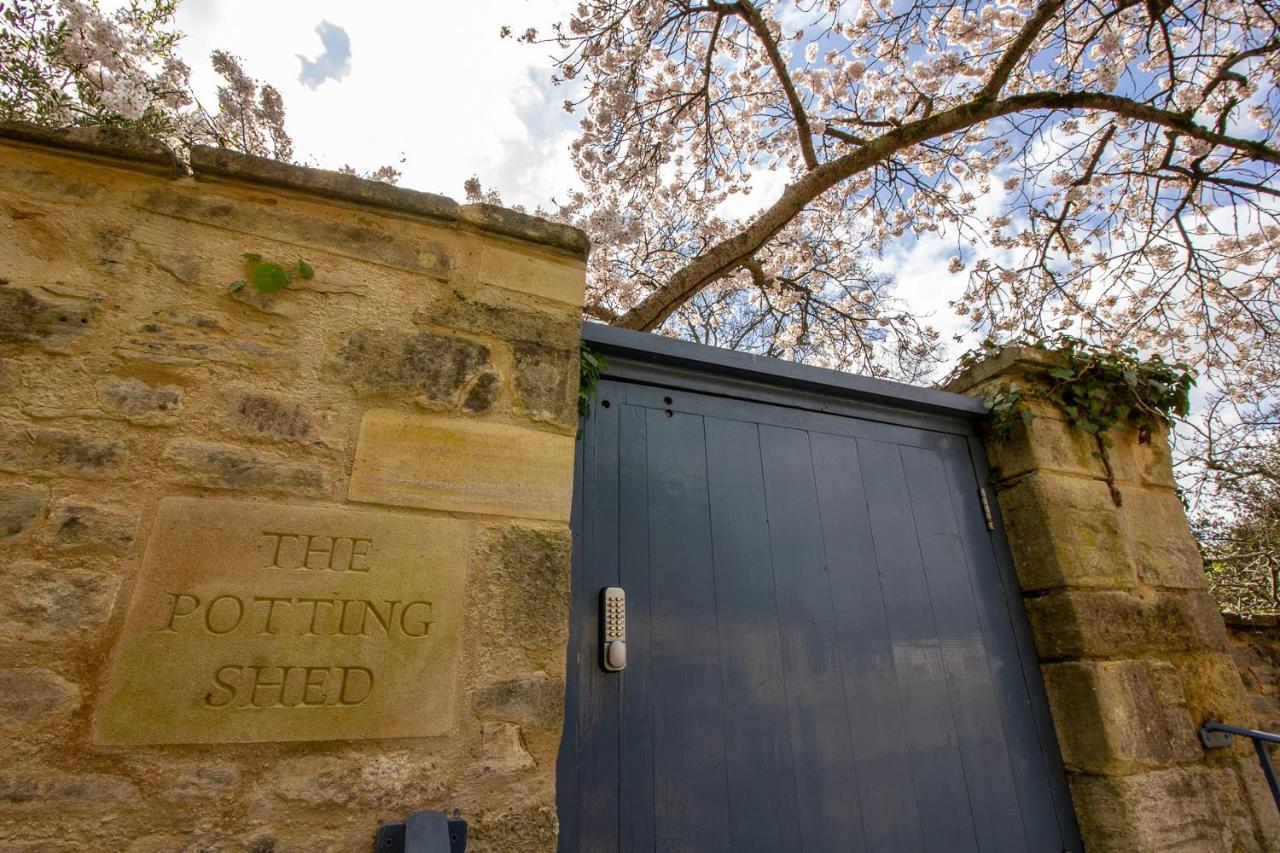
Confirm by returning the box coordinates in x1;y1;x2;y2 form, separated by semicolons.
1199;721;1280;815
375;810;467;853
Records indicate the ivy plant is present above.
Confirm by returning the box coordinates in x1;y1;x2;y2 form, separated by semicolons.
963;336;1194;505
579;341;607;423
227;253;314;295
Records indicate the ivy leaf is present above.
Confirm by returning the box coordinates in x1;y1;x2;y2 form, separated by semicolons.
250;261;289;294
296;260;315;280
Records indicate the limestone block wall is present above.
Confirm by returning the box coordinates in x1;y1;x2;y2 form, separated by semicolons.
1226;615;1280;754
0;123;587;851
949;349;1280;852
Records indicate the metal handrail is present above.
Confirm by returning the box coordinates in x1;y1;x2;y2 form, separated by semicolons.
1199;721;1280;813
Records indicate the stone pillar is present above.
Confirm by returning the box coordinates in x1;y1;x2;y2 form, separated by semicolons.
947;348;1280;852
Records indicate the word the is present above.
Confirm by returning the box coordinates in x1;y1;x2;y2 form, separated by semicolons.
261;531;373;572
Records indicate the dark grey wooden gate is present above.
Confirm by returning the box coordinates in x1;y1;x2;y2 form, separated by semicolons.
558;325;1081;853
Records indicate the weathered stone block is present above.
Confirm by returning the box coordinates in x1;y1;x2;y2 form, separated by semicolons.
98;377;181;425
0;767;138;805
0;667;80;729
475;673;564;729
0;561;119;639
0;162;105;202
1104;424;1178;488
984;411;1108;482
333;328;493;409
138;187;456;276
416;290;579;347
266;756;358;806
1119;485;1207;589
348;409;576;522
1167;652;1253;734
115;309;295;369
0;425;126;478
47;500;137;551
1041;660;1199;774
0;482;47;541
1206;758;1280;851
512;341;578;430
1069;765;1232;852
995;472;1137;591
477;241;586;307
0;281;97;350
224;392;321;442
480;721;536;774
163;439;329;495
166;764;240;800
469;805;559;853
1025;589;1229;660
481;524;572;651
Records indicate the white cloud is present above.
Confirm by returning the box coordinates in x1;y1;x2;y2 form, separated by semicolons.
174;0;580;207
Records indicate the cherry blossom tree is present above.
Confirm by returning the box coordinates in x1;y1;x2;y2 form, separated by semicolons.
502;0;1280;503
1;0;295;159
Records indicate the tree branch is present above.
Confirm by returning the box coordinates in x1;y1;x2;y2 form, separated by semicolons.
736;0;819;169
980;0;1070;99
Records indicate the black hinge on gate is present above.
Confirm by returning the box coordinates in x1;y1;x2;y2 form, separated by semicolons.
375;810;467;853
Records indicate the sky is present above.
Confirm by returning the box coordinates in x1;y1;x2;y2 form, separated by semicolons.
175;0;582;210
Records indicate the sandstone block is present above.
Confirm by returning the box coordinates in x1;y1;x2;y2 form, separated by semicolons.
474;673;564;729
224;392;321;442
98;377;182;425
1025;589;1230;659
266;756;358;806
115;309;295;369
47;500;137;551
349;410;576;522
1069;765;1232;852
477;241;586;306
481;524;572;650
138;187;455;276
995;472;1137;591
984;411;1108;482
481;721;536;774
462;371;501;413
1167;652;1254;735
1119;485;1207;589
0;281;97;350
0;561;119;639
512;341;578;430
1206;758;1280;851
0;667;80;729
1041;660;1199;774
0;767;138;805
1104;423;1178;488
0;482;47;541
163;439;329;495
0;162;104;202
469;805;559;853
166;764;240;800
0;425;126;478
417;290;579;346
333;328;494;410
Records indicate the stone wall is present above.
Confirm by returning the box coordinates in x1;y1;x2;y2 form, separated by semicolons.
948;349;1280;852
1226;615;1280;754
0;123;586;851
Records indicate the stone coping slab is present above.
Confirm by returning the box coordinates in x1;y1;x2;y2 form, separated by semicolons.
0;121;590;259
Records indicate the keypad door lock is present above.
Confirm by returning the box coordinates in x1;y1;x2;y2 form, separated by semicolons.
601;587;626;672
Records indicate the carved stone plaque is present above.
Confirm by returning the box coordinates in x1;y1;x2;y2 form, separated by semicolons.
94;497;469;745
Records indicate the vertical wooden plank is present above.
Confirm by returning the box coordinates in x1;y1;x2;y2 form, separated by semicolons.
555;403;589;853
645;408;731;852
900;444;1026;853
575;388;621;851
618;404;655;853
758;424;866;852
703;416;802;853
808;431;925;853
945;435;1078;850
857;438;979;853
